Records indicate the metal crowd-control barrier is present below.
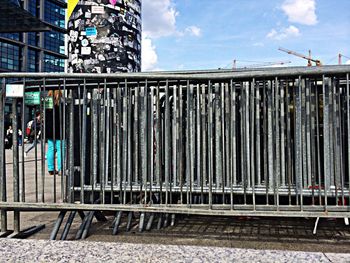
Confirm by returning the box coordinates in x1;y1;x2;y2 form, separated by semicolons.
0;66;350;237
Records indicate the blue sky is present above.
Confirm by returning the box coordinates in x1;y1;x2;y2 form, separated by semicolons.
141;0;350;71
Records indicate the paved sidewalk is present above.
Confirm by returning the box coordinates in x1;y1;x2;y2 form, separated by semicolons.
0;239;349;262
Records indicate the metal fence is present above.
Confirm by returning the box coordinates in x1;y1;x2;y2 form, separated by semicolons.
0;66;350;234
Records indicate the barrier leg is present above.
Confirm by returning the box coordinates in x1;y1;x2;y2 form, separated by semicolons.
50;211;66;240
112;211;122;235
60;211;76;240
146;213;155;231
126;212;133;232
313;217;320;235
81;211;95;239
139;212;145;232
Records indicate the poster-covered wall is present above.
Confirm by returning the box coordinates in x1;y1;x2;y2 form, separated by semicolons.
67;0;141;73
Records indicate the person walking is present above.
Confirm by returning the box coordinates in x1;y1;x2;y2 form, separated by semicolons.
45;90;64;175
24;112;41;157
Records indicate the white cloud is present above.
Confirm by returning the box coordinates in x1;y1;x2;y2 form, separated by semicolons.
141;33;158;71
253;42;264;47
142;0;178;38
281;0;318;25
266;25;300;40
185;26;202;37
346;60;350;65
142;0;201;71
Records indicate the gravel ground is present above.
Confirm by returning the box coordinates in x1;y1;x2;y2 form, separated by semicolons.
0;238;349;263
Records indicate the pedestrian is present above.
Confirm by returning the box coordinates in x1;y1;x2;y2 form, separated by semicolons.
45;90;64;175
6;126;13;136
24;112;41;157
18;129;23;146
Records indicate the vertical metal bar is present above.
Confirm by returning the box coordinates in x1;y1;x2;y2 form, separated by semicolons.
224;83;230;190
256;81;261;186
185;81;190;206
173;84;178;194
164;80;170;205
68;88;74;203
149;85;154;201
41;80;46;203
208;80;213;209
52;91;57;203
301;79;308;197
221;82;226;202
280;81;286;189
105;82;111;204
347;74;350;202
286;81;292;205
12;98;20;233
305;80;313;202
295;77;303;208
263;81;269;204
310;80;316;205
77;84;82;202
323;76;330;209
336;79;345;205
267;81;274;195
315;82;322;204
305;81;312;190
80;79;87;204
61;79;67;202
250;79;256;209
0;77;7;232
122;80;128;204
230;80;236;209
274;78;280;209
241;82;247;204
333;79;341;202
140;81;148;204
201;84;206;204
155;83;162;204
127;81;133;204
116;86;122;203
134;84;139;202
34;99;38;203
189;82;194;206
111;87;117;204
91;89;99;204
21;78;26;202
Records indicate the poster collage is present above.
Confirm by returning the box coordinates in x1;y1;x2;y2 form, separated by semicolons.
68;0;141;73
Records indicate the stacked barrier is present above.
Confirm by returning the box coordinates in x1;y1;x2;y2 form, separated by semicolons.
0;66;350;235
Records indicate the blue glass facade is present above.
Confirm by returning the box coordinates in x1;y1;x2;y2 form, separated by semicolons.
44;0;65;28
0;0;66;73
43;53;64;72
27;48;39;72
0;42;20;71
44;30;65;54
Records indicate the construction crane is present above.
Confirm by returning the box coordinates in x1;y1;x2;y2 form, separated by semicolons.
278;47;322;67
338;53;350;65
232;59;291;69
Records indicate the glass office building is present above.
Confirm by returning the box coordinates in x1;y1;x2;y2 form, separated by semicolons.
0;0;67;73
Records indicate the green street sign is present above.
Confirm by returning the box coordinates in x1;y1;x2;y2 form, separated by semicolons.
44;96;53;109
24;92;40;105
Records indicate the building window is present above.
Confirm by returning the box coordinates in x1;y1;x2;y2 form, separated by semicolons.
0;33;21;41
0;41;21;71
27;49;39;72
44;30;65;54
44;0;65;28
43;53;64;72
28;0;38;16
28;32;39;47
